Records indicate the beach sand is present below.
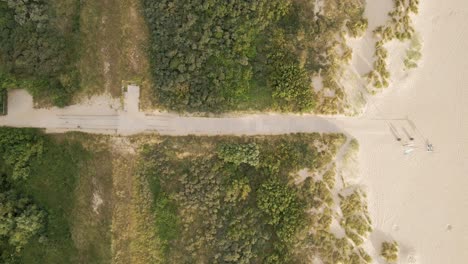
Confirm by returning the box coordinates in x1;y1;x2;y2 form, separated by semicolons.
341;0;468;263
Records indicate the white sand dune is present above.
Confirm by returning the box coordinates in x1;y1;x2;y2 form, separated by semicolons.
0;0;467;263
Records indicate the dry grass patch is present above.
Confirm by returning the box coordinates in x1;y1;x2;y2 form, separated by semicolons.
119;0;153;109
111;153;135;264
77;0;152;101
78;0;122;98
129;159;164;263
57;133;114;263
111;137;163;264
71;142;114;263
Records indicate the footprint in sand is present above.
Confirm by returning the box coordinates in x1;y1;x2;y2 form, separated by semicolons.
407;255;417;264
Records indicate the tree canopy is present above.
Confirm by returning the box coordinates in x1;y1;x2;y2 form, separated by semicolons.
142;0;291;111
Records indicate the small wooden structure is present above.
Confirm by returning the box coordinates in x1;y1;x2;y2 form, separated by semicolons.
0;89;7;116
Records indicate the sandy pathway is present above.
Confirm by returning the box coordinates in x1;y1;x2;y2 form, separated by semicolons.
0;86;354;136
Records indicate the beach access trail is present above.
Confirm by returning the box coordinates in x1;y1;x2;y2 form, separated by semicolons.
1;0;468;263
0;86;376;136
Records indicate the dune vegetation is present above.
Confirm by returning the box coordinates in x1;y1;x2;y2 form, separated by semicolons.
142;0;368;114
0;128;374;263
404;35;422;70
0;0;371;114
380;241;399;263
132;134;373;263
0;0;422;113
367;0;420;90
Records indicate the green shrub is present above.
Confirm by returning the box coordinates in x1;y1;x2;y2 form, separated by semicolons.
381;241;399;263
0;174;46;260
0;128;43;181
368;0;420;89
257;178;304;243
347;18;369;38
404;35;422;69
225;178;251;203
339;190;372;246
154;196;179;253
270;62;315;112
217;143;260;167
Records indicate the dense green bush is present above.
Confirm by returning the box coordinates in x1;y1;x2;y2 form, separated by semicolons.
217;143;260;167
270;62;315;112
0;128;43;181
224;178;251;203
257;178;305;243
0;0;80;106
272;0;367;114
381;241;399;263
0;175;45;262
266;41;316;112
154;196;179;253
